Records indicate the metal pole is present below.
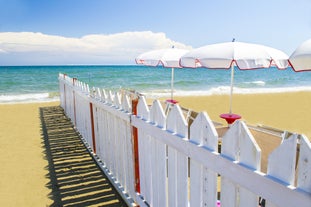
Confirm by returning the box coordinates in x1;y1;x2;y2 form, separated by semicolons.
229;63;234;114
171;67;174;100
229;38;236;114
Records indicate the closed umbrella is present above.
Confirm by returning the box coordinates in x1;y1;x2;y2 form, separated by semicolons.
289;38;311;71
180;41;289;124
135;48;189;103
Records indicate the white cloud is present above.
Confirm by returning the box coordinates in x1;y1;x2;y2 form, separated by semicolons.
0;31;192;65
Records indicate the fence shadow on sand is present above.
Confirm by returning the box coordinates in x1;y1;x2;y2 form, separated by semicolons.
40;106;127;207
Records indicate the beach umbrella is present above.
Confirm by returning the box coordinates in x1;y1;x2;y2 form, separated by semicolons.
289;38;311;71
135;47;189;103
180;41;289;124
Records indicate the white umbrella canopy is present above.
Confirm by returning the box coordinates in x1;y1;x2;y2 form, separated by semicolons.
135;48;189;102
289;38;311;71
180;41;289;123
180;41;289;69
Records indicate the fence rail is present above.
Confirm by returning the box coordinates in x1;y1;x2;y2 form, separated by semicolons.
59;73;311;207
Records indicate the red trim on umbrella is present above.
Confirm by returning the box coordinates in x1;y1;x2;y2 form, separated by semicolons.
288;60;311;72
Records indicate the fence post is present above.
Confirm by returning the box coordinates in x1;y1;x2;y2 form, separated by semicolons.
89;102;96;153
132;97;140;193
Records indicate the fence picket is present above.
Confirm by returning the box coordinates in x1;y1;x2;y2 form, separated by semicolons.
108;90;114;104
114;91;122;108
267;134;298;185
122;94;131;113
266;134;298;207
95;87;101;100
120;118;128;191
115;113;123;188
150;100;167;207
220;121;261;207
126;120;136;201
221;121;240;160
150;100;166;128
167;104;188;207
138;131;148;202
101;88;107;102
189;112;218;149
102;105;112;170
137;96;150;121
111;103;118;180
297;135;311;194
136;97;151;203
221;121;240;207
189;112;218;207
95;107;104;162
239;121;261;207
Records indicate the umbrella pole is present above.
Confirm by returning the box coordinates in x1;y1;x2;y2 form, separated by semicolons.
171;67;174;100
229;64;234;114
220;64;241;125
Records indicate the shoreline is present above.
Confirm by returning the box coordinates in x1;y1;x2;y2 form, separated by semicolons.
2;85;311;105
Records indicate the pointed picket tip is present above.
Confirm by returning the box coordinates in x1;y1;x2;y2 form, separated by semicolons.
95;87;102;100
190;112;218;151
100;88;108;102
75;80;81;90
150;100;166;129
121;94;132;113
114;91;122;108
91;86;96;98
267;133;298;185
221;120;261;170
167;104;188;138
82;82;88;93
239;121;261;170
136;96;150;121
107;90;114;104
86;83;90;93
221;120;240;160
297;134;311;193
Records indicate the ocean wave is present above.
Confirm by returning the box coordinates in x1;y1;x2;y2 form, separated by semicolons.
142;86;311;98
2;86;311;104
0;92;59;103
242;81;266;86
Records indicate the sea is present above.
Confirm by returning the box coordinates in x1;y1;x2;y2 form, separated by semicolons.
1;65;311;103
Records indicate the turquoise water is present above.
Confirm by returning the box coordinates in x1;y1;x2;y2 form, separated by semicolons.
0;65;311;103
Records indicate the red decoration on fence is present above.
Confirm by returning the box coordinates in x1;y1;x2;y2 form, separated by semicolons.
89;102;96;153
132;98;141;194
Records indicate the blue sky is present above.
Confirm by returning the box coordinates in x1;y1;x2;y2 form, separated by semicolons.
0;0;310;65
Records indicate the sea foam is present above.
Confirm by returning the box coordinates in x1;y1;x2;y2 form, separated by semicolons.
0;93;59;103
143;86;311;99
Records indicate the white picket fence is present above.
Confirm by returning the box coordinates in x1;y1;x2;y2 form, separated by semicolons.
59;73;311;207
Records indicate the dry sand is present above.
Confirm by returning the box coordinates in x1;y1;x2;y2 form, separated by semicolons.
172;91;311;139
0;91;310;205
0;101;58;206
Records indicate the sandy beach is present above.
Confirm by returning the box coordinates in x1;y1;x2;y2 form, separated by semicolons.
173;91;311;139
0;91;310;205
0;101;58;206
